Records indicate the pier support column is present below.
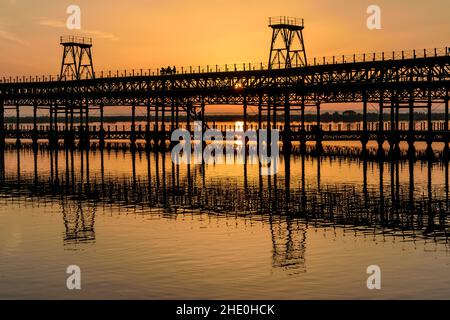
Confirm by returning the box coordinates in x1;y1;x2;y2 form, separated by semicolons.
243;96;248;146
283;94;291;152
85;99;90;149
70;105;75;148
201;99;206;150
155;101;160;149
0;100;4;150
99;102;105;149
64;106;68;132
258;95;263;131
63;105;69;148
145;101;151;150
130;102;136;150
377;94;385;158
395;98;401;155
48;103;53;148
175;101;180;129
407;94;416;158
388;97;398;158
186;101;190;131
161;99;166;150
426;91;433;157
53;103;58;149
267;95;272;157
169;98;177;150
361;93;368;156
444;95;449;158
78;101;84;149
257;95;262;145
315;101;323;155
362;94;368;132
300;96;306;154
273;95;277;132
15;103;21;148
32;103;38;148
171;98;175;132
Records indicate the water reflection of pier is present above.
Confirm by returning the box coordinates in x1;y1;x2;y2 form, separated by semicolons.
0;148;449;270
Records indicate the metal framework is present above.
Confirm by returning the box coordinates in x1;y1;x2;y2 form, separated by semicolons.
3;56;448;105
268;16;307;69
0;53;449;154
60;36;95;81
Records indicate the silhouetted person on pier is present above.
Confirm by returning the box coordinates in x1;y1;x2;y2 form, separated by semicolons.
161;66;176;75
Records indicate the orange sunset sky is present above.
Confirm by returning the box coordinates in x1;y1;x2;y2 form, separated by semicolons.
1;0;449;74
0;0;449;114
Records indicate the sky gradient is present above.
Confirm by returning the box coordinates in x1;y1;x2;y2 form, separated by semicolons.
0;0;449;77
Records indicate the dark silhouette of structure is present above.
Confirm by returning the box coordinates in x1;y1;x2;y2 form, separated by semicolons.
60;36;95;80
60;36;95;81
0;17;448;157
268;16;307;69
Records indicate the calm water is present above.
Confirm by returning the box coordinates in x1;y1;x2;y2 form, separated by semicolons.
0;146;449;299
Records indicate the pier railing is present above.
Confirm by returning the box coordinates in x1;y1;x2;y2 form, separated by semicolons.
268;16;304;27
1;47;448;83
60;36;93;45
